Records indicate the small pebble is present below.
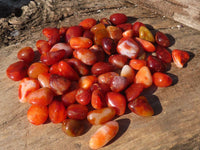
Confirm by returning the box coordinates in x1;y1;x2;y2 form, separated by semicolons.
10;30;20;37
177;24;183;30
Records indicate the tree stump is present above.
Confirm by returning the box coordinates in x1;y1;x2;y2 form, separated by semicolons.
0;0;200;150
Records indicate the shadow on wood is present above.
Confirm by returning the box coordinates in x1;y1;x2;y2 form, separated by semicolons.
166;33;176;47
167;73;178;86
147;95;162;116
142;84;158;96
106;118;131;146
127;16;138;23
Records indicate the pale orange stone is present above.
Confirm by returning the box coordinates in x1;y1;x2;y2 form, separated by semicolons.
18;78;40;103
120;65;135;84
135;66;152;88
38;72;51;88
89;121;119;149
117;37;139;59
69;37;93;49
122;29;134;38
79;75;98;90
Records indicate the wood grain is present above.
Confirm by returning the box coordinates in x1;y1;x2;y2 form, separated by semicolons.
129;0;200;31
1;1;200;150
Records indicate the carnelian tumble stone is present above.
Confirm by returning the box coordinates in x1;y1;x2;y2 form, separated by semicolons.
98;72;119;85
129;59;146;70
155;31;170;47
27;87;54;106
28;62;49;79
62;90;77;107
62;119;87;137
89;121;119;149
156;45;172;63
66;26;84;42
128;96;154;117
40;50;66;66
69;37;93;49
79;75;98;90
117;37;140;59
17;47;34;63
67;104;88;120
172;49;190;68
110;76;129;92
58;60;80;80
49;100;67;123
139;26;155;43
87;107;116;125
42;27;60;46
38;72;51;88
153;72;172;87
135;37;155;52
91;89;106;109
106;92;126;116
110;13;127;25
91;62;115;75
27;105;48;125
109;54;128;68
73;48;97;66
79;18;97;30
36;40;51;54
94;29;109;46
67;58;90;76
135;66;153;88
125;83;144;101
6;61;28;81
75;88;91;105
121;65;135;84
49;74;71;95
18;77;40;103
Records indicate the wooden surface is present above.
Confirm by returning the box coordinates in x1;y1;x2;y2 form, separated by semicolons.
1;1;200;150
130;0;200;31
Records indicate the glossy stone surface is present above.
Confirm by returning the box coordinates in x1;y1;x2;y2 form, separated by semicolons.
62;119;88;137
6;61;28;81
94;29;109;46
110;13;127;25
117;37;140;59
139;26;155;43
153;72;173;87
155;31;170;47
67;104;88;120
27;87;54;106
125;83;144;101
17;47;34;63
91;62;115;76
87;107;116;125
18;77;40;103
128;96;154;117
27;105;48;125
49;74;71;95
106;92;126;116
89;121;119;149
28;62;49;79
48;100;66;123
73;48;97;66
172;49;190;68
69;37;93;49
135;66;152;88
